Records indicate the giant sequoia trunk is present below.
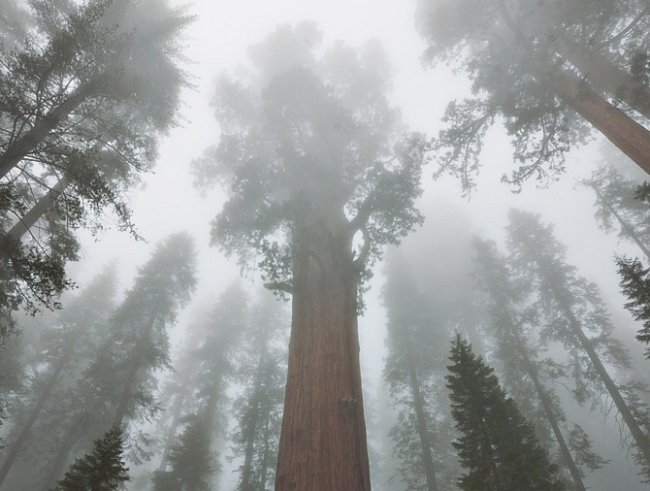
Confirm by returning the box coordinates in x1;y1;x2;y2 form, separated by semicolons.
275;217;371;490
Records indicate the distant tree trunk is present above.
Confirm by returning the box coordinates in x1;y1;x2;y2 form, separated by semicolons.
405;352;439;491
505;316;586;491
157;392;186;472
594;188;650;260
539;64;650;176
275;217;371;490
239;355;266;491
114;316;158;427
0;355;68;487
553;289;650;467
555;40;650;121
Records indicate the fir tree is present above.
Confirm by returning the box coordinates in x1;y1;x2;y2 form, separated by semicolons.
153;415;214;491
617;257;650;358
446;334;565;491
53;425;129;491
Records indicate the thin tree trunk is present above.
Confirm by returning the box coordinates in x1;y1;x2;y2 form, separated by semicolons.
505;316;586;491
0;355;68;486
554;290;650;467
538;63;650;175
406;355;439;491
0;86;92;179
275;221;371;490
259;416;273;490
601;196;650;261
555;40;650;121
157;392;186;472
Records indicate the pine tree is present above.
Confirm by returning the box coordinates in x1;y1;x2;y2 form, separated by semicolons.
53;425;129;491
446;334;565;491
153;415;214;491
617;257;650;357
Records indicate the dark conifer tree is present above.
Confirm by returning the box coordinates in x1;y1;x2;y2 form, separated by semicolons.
618;257;650;357
153;415;214;491
446;334;565;491
53;425;129;491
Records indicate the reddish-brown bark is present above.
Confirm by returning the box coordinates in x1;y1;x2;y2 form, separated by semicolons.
275;216;371;491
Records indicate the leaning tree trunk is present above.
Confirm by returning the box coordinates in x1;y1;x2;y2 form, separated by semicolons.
504;315;586;491
0;354;68;487
538;62;650;175
406;352;439;491
555;40;650;121
275;219;371;490
553;289;650;468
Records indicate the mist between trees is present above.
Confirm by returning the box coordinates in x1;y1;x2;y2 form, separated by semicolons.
0;0;649;490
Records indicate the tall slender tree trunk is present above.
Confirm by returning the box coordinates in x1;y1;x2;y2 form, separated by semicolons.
553;289;650;467
114;316;158;427
259;416;273;490
555;40;650;121
0;355;68;486
275;219;371;490
406;355;439;491
504;316;586;491
157;392;186;472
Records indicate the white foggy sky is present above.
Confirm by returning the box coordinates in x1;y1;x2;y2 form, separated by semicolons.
62;1;646;487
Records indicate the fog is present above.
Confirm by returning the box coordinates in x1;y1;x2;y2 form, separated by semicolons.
1;0;649;490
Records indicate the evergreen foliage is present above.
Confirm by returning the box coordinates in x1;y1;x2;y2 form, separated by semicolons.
446;334;565;491
0;0;192;322
53;425;128;490
617;257;650;357
153;415;214;491
416;0;650;189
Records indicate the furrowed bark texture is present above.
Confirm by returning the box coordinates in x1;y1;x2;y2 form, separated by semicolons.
275;220;371;491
